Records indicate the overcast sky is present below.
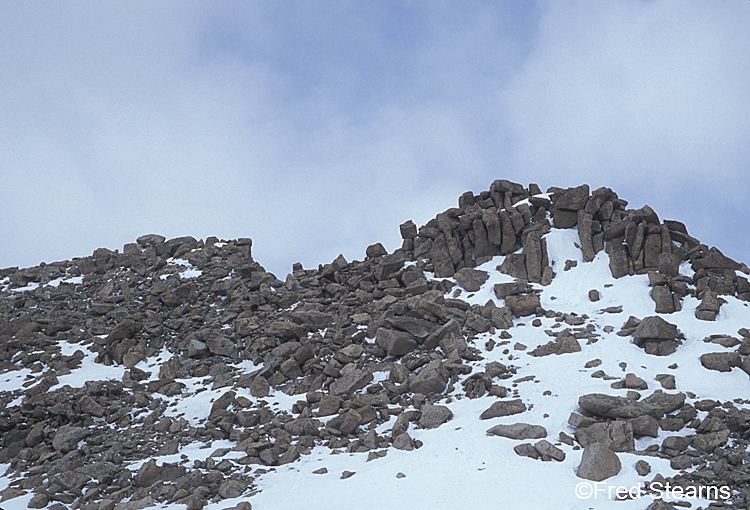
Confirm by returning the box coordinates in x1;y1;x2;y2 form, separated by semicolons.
2;1;749;278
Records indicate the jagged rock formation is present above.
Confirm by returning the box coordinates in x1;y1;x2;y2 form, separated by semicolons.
1;180;749;510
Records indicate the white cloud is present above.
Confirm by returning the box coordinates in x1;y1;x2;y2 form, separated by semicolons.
1;1;748;277
500;0;750;261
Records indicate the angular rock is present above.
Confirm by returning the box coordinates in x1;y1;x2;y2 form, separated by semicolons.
52;426;91;453
577;442;621;481
453;267;489;292
700;352;741;372
418;405;453;429
330;369;373;396
376;328;417;357
480;399;527;420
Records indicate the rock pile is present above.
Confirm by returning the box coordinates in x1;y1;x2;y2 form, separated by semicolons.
1;179;749;510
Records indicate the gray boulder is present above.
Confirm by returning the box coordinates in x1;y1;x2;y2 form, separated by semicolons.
409;360;448;395
376;328;417;357
700;352;741;372
453;267;489;292
418;405;453;429
486;423;547;440
480;399;527;420
577;442;621;481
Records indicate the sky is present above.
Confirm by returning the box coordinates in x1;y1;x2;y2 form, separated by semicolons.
1;0;749;278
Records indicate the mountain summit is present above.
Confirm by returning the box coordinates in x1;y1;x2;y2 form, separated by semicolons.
1;180;749;510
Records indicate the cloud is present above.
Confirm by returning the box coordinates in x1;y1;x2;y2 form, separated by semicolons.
1;1;748;279
499;0;750;261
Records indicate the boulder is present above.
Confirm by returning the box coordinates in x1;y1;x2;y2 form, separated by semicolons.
577;442;621;481
409;361;448;395
486;423;547;440
505;294;541;317
418;405;453;429
376;328;417;357
480;399;527;419
453;267;489;292
700;352;741;372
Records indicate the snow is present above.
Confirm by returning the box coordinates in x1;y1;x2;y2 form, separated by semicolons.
0;224;747;509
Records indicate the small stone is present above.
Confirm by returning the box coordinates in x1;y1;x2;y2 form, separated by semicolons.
313;467;328;475
341;471;356;479
635;459;651;476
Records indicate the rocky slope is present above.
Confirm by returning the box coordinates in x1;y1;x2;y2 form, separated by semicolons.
1;180;749;510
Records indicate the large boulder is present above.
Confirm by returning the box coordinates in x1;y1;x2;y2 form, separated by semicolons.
577;442;621;481
480;399;527;419
409;361;448;395
418;405;454;429
632;316;680;355
376;328;417;357
453;267;489;292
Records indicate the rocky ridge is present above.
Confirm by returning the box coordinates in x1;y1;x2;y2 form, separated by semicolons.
0;180;749;510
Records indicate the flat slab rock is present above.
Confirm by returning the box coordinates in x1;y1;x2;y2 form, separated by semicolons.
487;423;547;440
480;399;527;420
578;392;685;420
513;440;565;462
